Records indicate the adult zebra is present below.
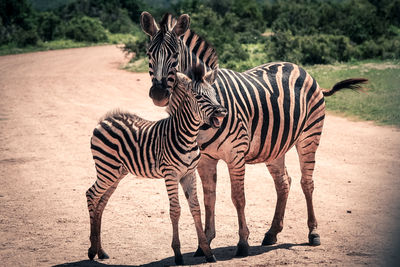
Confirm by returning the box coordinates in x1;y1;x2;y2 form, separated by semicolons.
86;65;227;265
140;12;368;257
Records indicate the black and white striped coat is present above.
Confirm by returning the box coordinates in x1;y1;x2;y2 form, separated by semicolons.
141;12;368;258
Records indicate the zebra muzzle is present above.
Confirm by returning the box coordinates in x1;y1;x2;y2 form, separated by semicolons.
150;78;170;106
210;107;227;128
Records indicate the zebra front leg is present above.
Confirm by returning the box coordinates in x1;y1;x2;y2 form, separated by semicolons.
296;139;321;246
165;177;184;265
86;165;127;260
228;160;250;257
194;154;218;257
180;172;216;262
262;156;291;246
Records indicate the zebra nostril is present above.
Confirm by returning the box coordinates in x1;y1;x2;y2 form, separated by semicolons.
213;107;227;117
154;79;162;86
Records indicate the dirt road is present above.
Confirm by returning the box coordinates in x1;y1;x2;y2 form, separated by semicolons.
0;45;399;266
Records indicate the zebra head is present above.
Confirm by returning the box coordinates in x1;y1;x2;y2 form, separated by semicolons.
141;12;190;107
175;66;227;129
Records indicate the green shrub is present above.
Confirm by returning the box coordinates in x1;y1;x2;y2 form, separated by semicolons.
65;16;108;42
102;8;135;34
14;25;39;46
37;11;62;41
122;32;147;60
0;0;39;47
358;37;400;60
267;31;355;65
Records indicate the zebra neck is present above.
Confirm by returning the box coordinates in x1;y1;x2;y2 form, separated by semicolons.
166;84;186;116
177;29;219;74
170;97;201;146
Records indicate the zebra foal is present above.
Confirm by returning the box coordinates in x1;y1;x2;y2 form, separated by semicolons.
86;66;227;264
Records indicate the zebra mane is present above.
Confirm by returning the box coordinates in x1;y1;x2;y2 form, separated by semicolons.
187;63;205;82
181;29;219;70
98;109;145;124
159;13;177;33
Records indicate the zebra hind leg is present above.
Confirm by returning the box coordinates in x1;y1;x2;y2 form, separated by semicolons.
227;159;250;257
262;156;292;246
194;155;218;257
86;165;127;260
295;133;322;246
180;172;216;262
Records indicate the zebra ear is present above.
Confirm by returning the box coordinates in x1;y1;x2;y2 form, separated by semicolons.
203;69;218;85
173;14;190;37
176;72;192;88
141;12;159;37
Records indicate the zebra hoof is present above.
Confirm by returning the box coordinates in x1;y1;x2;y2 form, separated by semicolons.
175;254;184;265
206;254;217;262
88;247;97;260
193;246;205;257
98;248;109;259
235;242;249;257
309;232;321;246
262;232;277;246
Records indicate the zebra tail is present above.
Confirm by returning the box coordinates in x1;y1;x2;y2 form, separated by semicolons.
322;78;368;97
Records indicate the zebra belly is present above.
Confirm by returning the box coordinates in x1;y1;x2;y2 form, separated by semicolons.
243;110;306;164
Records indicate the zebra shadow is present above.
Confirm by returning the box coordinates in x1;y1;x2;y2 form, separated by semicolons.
53;243;309;267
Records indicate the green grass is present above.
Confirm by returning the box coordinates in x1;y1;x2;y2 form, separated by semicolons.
122;57;149;73
106;33;137;44
307;60;400;126
0;33;135;56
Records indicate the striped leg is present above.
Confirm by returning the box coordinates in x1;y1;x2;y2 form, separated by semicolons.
165;176;184;265
86;165;127;260
228;158;250;257
180;172;216;262
194;155;218;257
262;156;292;245
296;132;322;246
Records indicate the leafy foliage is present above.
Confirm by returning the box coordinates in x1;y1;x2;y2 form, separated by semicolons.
121;31;147;58
1;0;399;68
65;16;108;42
37;11;62;41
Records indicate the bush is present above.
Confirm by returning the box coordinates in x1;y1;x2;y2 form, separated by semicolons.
14;25;39;46
37;11;62;41
122;32;148;59
267;31;356;65
358;37;400;60
65;16;108;42
105;9;135;34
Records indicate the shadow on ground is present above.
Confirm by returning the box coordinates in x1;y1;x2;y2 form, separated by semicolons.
54;243;309;266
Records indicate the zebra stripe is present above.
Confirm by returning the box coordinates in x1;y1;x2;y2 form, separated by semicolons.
86;67;225;264
141;12;368;257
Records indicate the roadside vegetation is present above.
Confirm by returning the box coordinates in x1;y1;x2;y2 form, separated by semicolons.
1;0;399;126
0;0;145;54
308;60;400;126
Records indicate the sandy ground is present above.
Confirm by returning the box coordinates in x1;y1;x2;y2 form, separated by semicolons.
0;45;399;267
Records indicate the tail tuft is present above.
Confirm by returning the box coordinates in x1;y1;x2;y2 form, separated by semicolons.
322;78;368;96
